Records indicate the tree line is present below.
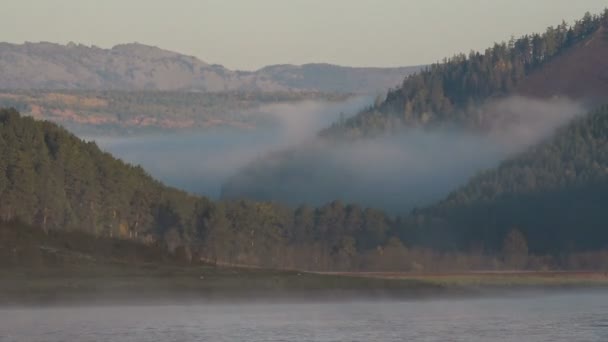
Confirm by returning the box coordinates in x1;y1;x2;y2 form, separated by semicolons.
404;106;608;258
323;10;608;138
3;107;608;271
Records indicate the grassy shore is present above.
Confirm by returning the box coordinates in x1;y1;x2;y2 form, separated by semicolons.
4;263;608;306
0;263;455;305
3;223;608;306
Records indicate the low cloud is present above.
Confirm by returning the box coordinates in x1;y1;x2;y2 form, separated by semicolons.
86;96;585;214
86;96;371;197
222;96;586;214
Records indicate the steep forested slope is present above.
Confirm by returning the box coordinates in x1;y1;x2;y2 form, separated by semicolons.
5;10;608;271
323;10;608;138
222;10;608;211
0;108;408;270
0;108;200;238
3;107;608;271
404;106;608;254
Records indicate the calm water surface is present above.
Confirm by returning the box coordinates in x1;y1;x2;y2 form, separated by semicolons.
1;291;608;342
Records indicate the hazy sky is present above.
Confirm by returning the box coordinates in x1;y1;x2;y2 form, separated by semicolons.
2;0;606;70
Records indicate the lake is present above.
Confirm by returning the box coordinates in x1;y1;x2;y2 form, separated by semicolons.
1;291;607;341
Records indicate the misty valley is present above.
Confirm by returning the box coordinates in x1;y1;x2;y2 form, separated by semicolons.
90;96;585;216
2;5;608;342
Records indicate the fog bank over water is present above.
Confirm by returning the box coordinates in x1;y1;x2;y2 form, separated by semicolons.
83;96;584;213
83;96;371;197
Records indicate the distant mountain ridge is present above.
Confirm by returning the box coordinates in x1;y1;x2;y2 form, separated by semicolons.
0;42;420;93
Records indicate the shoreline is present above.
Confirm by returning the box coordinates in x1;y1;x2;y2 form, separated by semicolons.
3;266;608;307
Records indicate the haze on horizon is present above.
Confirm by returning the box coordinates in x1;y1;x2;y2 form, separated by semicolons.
2;0;606;70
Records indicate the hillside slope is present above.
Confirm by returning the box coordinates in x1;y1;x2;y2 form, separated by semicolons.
323;10;608;138
0;42;419;94
221;11;608;210
516;26;608;100
0;108;201;239
3;108;608;271
0;108;412;271
404;106;608;254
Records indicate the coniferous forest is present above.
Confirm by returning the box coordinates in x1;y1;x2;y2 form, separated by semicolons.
323;10;608;138
3;10;608;273
4;103;608;271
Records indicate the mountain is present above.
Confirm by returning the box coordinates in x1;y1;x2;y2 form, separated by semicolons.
402;105;608;257
0;107;197;239
516;22;608;99
3;107;608;271
0;108;408;271
253;63;419;94
0;42;420;94
5;10;608;273
221;10;608;210
322;10;608;138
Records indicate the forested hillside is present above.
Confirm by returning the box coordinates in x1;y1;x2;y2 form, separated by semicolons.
404;106;608;258
323;10;608;138
0;108;197;239
4;107;608;271
0;108;409;270
222;10;608;212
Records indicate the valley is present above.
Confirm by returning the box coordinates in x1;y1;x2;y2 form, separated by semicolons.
1;10;608;307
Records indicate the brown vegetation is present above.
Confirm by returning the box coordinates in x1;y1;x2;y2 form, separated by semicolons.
517;26;608;100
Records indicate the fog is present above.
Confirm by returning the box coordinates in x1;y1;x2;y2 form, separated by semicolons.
85;96;371;197
221;96;586;214
86;96;584;213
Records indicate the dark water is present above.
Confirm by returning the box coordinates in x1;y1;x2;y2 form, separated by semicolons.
1;292;608;341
